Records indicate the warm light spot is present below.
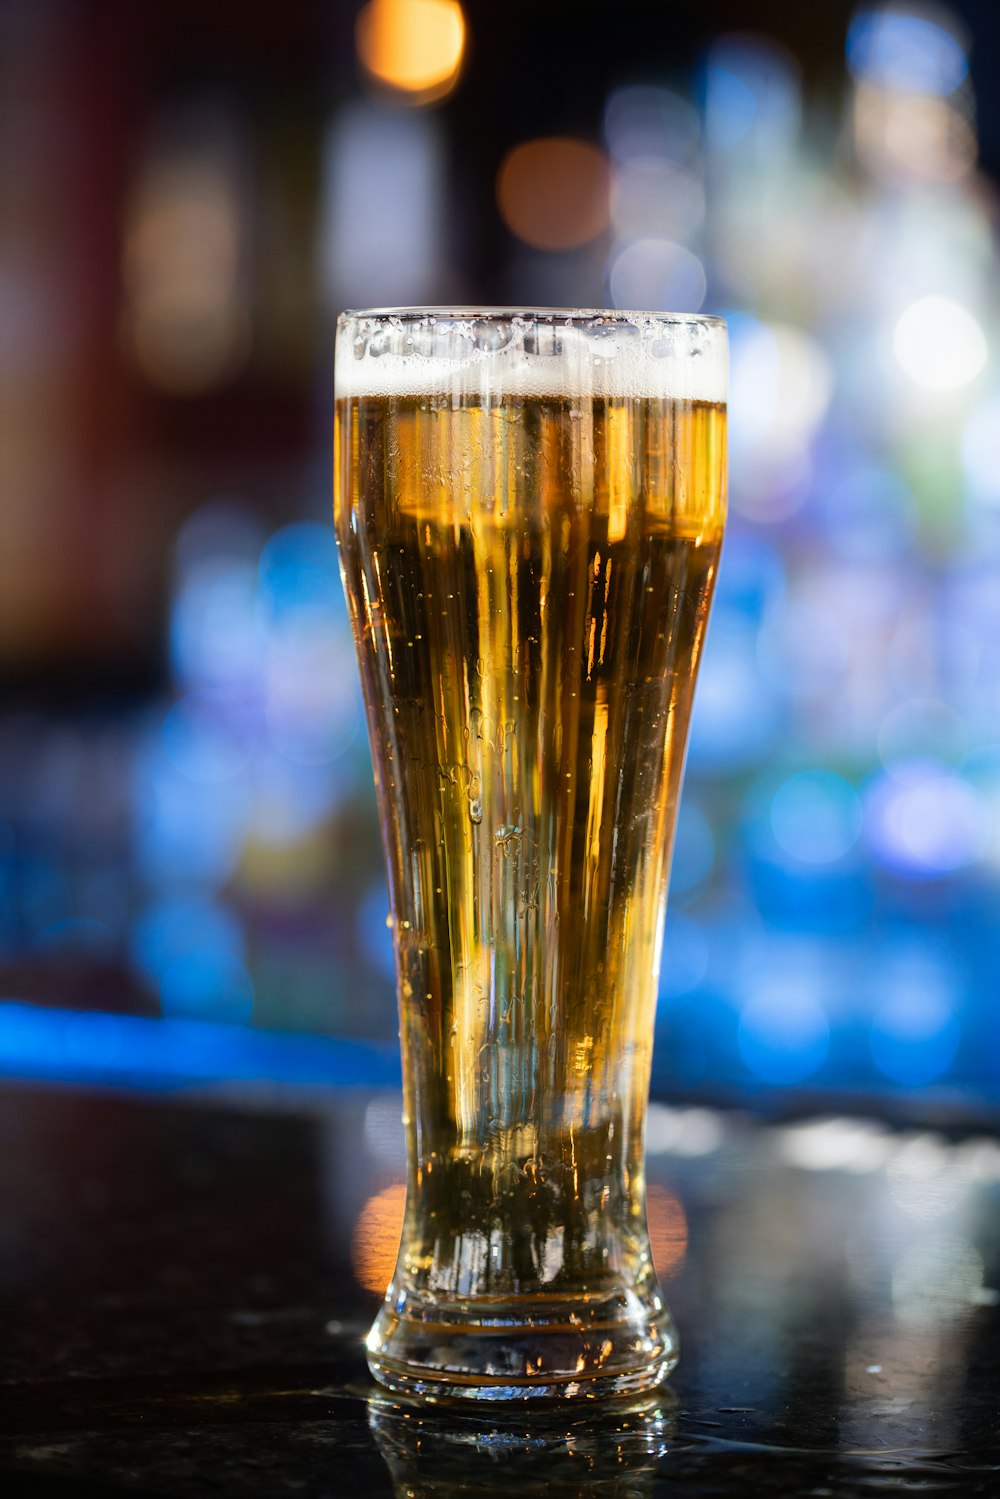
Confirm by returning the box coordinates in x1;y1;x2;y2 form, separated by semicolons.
356;0;466;104
647;1185;688;1279
123;158;250;393
352;1183;406;1293
497;138;610;251
854;84;976;185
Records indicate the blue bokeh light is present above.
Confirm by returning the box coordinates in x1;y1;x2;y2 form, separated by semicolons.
847;8;968;97
259;521;345;621
670;802;716;897
738;982;831;1085
159;951;254;1024
756;598;850;704
257;522;363;768
170;558;263;696
712;532;787;622
689;616;783;769
658;911;710;1000
0;1001;399;1090
819;462;916;561
248;748;346;845
704;65;757;150
132;897;252;1024
161;699;252;785
769;771;864;866
870;989;961;1086
132;724;251;885
357;880;396;981
131;896;246;987
703;37;801;155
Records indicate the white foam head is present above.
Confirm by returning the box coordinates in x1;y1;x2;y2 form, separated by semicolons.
335;308;726;404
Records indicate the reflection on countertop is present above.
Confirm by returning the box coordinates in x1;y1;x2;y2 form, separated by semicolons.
369;1390;676;1498
0;1082;997;1496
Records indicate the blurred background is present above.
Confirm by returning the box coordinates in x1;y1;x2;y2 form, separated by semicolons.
2;0;1000;1119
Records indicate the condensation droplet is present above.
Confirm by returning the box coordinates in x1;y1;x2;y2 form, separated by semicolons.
469;798;483;824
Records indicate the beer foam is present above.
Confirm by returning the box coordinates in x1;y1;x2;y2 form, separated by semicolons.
335;310;727;404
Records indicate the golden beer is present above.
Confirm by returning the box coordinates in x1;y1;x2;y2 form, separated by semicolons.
334;310;726;1399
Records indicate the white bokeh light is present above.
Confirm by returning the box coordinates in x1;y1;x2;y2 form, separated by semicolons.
610;159;704;244
961;391;1000;504
608;238;706;313
729;316;833;464
866;761;990;876
603;84;700;163
892;294;987;390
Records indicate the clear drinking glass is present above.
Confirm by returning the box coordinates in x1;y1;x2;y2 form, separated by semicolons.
334;308;727;1400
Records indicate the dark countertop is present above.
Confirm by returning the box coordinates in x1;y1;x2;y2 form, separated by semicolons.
0;1081;998;1496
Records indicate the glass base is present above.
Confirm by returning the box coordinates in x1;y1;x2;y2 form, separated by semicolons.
366;1288;679;1402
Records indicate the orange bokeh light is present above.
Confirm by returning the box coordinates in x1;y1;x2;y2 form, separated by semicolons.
647;1184;688;1279
122;160;250;394
496;137;611;252
352;1182;406;1294
356;0;466;105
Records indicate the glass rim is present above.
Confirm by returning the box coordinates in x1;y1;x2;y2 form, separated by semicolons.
338;306;726;329
336;306;726;402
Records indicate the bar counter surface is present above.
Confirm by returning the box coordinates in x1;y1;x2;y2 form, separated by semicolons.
1;1080;997;1496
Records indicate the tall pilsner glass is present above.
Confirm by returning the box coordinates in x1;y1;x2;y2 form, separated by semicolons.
334;309;727;1400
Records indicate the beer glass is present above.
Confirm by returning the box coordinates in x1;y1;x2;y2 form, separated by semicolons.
334;308;726;1400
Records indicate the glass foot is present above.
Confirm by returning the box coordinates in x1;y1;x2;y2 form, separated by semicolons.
366;1288;679;1402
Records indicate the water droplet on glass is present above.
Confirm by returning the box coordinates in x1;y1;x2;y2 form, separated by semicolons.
469;798;483;824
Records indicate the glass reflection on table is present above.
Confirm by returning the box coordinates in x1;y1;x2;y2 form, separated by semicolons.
368;1389;676;1499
